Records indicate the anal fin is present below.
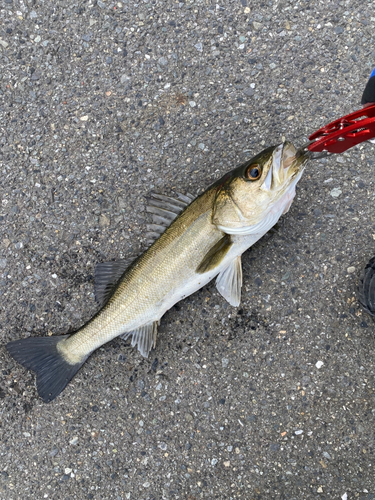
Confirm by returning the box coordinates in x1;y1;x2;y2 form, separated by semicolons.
215;255;243;307
120;321;158;358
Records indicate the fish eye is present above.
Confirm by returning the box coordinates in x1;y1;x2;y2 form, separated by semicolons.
245;164;262;181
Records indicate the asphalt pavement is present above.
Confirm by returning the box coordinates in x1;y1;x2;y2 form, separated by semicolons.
1;1;375;499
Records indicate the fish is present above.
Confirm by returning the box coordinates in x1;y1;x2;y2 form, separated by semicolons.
6;142;309;402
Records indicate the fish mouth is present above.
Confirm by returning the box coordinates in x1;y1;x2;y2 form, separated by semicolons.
261;142;308;192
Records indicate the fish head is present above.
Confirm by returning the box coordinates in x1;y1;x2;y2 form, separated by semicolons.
212;142;309;235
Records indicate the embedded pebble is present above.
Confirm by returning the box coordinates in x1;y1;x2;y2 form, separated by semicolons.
330;187;342;198
99;214;110;227
316;361;324;369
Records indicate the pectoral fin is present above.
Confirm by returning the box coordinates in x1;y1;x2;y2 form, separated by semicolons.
215;255;243;307
120;321;158;358
196;234;233;274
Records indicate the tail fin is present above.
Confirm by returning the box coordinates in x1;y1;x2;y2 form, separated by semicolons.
6;335;85;403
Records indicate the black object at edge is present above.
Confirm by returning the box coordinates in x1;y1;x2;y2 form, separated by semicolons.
361;75;375;105
358;256;375;317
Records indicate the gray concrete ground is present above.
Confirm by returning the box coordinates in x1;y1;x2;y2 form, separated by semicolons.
1;1;375;499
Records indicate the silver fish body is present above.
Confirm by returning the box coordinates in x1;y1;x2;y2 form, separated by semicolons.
6;142;309;402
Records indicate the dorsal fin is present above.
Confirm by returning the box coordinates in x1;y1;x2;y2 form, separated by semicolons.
145;192;195;245
94;259;132;307
149;191;194;206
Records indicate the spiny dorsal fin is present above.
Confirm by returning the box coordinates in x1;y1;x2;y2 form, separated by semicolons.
145;192;195;245
196;234;233;274
148;191;194;207
120;321;158;358
94;259;132;307
146;204;179;221
215;255;243;307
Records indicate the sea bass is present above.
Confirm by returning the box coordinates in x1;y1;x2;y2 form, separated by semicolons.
7;142;309;402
